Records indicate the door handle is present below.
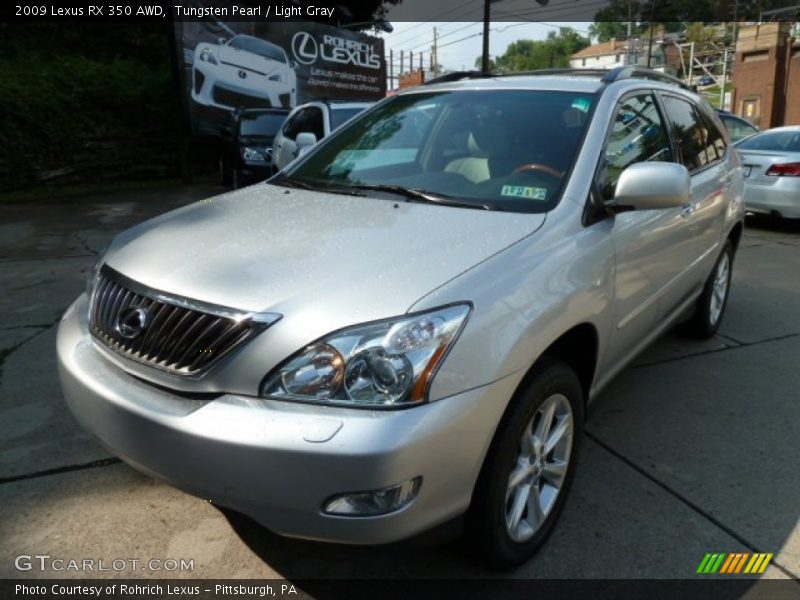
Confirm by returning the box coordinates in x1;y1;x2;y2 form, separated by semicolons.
680;202;696;218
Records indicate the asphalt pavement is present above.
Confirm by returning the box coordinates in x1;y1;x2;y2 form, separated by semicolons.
0;182;798;587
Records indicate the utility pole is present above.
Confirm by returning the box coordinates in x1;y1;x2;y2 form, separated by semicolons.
400;50;404;77
719;47;729;109
410;50;414;73
432;27;438;75
481;0;490;74
389;48;394;90
626;1;632;39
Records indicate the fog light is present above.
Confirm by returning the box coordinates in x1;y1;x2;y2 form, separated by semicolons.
322;477;422;516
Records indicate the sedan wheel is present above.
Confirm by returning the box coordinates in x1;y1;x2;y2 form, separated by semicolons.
466;358;583;569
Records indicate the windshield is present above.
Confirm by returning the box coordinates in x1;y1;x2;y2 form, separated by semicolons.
229;36;286;63
282;90;595;213
737;129;800;152
239;112;287;137
329;106;369;131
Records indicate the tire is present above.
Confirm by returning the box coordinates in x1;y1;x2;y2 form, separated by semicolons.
679;240;734;339
465;358;584;570
220;159;233;187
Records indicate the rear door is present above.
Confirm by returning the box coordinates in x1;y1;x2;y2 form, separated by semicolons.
660;94;733;304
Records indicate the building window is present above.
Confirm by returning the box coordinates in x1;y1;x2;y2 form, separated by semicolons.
582;58;586;66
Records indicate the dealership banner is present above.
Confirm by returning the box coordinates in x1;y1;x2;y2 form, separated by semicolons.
177;14;386;135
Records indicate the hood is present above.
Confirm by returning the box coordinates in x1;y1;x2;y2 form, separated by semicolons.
106;184;545;327
218;45;284;76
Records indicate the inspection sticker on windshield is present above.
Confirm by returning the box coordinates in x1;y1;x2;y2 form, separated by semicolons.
500;185;547;200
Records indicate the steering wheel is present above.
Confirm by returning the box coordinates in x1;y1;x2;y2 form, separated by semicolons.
512;163;564;180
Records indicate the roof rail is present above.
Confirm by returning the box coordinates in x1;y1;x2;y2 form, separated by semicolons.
601;66;692;91
419;67;693;92
500;68;618;79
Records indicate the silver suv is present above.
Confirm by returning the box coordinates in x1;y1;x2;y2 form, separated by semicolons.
57;68;744;569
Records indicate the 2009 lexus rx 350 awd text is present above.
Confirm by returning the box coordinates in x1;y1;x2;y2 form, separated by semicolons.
58;68;744;569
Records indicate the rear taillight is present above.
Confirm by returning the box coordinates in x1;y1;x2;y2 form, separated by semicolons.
765;162;800;177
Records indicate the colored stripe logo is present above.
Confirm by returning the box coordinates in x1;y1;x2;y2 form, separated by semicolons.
696;552;773;574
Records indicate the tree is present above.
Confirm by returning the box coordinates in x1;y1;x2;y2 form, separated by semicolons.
478;28;590;73
589;22;630;43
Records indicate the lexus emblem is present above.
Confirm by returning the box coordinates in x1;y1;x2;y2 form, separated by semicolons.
238;70;247;79
291;31;318;65
116;306;149;340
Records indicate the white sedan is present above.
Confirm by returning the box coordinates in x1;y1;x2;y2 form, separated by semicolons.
736;126;800;219
192;35;297;111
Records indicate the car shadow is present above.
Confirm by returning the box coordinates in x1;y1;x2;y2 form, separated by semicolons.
745;213;800;233
217;506;486;582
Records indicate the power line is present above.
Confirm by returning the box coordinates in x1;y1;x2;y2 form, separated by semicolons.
406;21;483;52
382;4;484;47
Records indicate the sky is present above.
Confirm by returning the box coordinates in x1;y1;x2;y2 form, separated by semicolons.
377;21;594;79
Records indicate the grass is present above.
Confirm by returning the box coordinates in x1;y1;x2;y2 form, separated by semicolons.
699;82;733;109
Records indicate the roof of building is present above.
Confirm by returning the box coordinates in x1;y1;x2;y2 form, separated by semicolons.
572;39;628;59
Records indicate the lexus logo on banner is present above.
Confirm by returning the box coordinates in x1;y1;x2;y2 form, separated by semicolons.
292;31;318;65
291;31;381;70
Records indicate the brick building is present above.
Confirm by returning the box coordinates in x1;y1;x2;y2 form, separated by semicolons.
731;23;800;128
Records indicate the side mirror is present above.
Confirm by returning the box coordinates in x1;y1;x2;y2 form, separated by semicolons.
295;132;318;157
611;162;690;211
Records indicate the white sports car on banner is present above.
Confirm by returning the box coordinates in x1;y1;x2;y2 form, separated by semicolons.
192;34;297;110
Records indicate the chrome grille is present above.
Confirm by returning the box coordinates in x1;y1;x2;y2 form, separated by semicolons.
89;266;275;376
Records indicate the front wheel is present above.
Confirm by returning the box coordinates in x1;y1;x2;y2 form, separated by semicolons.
679;240;734;339
465;359;583;570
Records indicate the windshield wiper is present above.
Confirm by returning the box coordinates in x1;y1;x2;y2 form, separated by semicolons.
350;184;494;210
274;177;366;197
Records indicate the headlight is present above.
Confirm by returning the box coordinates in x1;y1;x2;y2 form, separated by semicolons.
86;244;109;297
261;304;471;408
241;146;267;163
268;72;283;82
199;48;218;65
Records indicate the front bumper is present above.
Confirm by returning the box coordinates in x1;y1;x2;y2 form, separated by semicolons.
192;64;294;110
56;295;516;544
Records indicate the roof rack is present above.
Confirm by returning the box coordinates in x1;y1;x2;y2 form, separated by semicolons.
600;66;692;91
421;70;490;85
419;67;692;91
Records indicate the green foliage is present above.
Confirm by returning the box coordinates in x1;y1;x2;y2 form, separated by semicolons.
589;22;632;43
590;0;793;24
483;28;590;73
0;23;180;191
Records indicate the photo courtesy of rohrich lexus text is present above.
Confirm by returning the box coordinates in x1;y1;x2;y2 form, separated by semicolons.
1;1;799;599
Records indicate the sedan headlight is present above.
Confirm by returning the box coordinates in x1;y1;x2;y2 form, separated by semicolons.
241;147;267;163
268;72;283;82
261;304;471;408
199;48;218;65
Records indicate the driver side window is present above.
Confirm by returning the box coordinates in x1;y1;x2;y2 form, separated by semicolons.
597;93;673;201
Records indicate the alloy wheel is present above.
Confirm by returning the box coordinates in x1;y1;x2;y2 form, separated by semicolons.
505;393;574;542
709;252;730;326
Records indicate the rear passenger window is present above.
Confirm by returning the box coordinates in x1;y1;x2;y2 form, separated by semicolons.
662;95;711;172
597;93;673;201
698;110;727;162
